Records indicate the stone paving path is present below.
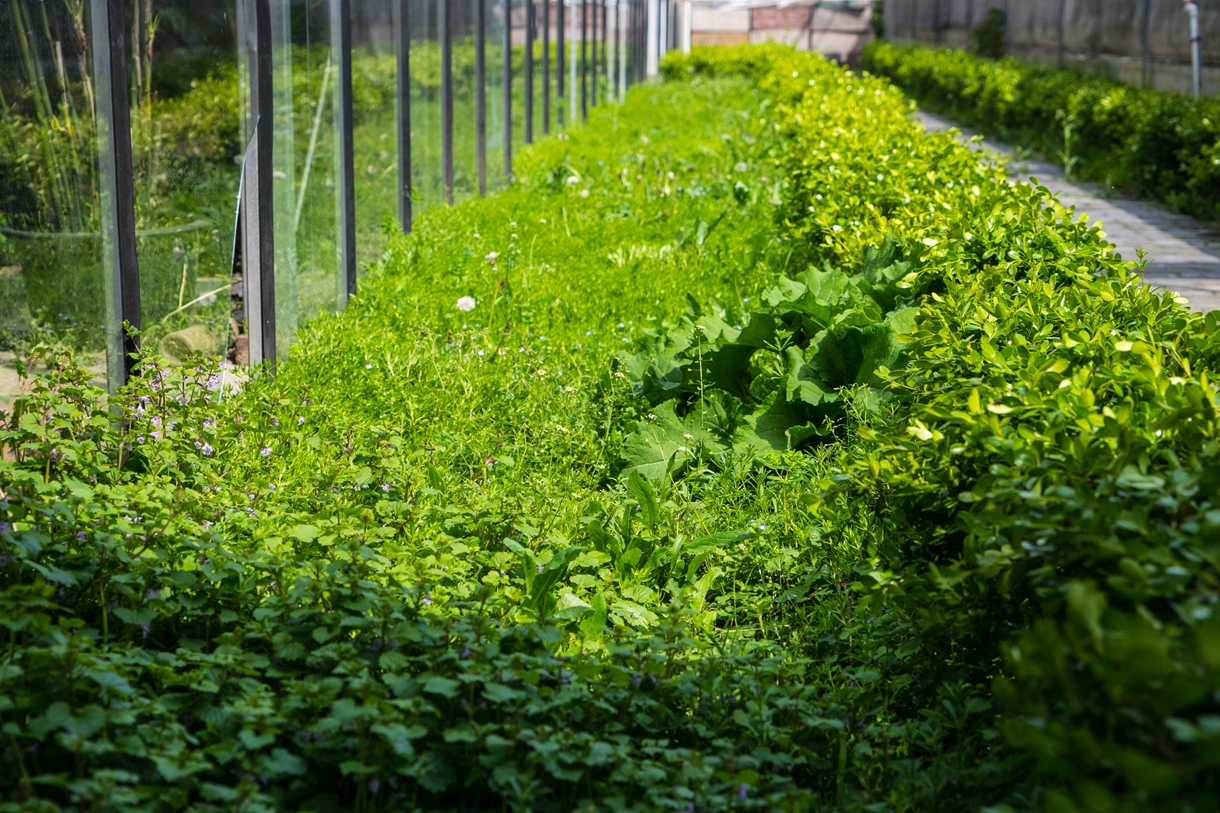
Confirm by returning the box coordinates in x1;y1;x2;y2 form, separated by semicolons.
915;110;1220;313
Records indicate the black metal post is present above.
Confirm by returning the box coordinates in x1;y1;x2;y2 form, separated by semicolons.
525;0;534;142
503;0;512;179
600;0;606;100
396;0;412;231
89;0;141;386
477;0;487;193
441;0;454;203
557;0;565;127
581;0;587;119
240;0;275;369
332;0;357;300
588;0;592;106
542;0;550;133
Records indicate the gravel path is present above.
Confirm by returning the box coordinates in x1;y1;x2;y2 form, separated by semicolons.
915;109;1220;313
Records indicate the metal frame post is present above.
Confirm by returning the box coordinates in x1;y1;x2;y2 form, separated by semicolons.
591;0;597;106
600;0;607;99
441;0;454;203
90;0;141;386
525;0;534;142
543;0;550;133
1185;1;1202;98
581;0;587;119
332;0;357;300
396;0;413;231
558;0;565;127
503;0;512;179
241;0;275;369
477;0;487;193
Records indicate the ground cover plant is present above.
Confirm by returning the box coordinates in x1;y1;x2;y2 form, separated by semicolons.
861;41;1220;223
5;41;1220;813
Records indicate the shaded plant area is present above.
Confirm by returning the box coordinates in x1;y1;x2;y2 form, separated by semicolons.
861;41;1220;223
6;42;1220;813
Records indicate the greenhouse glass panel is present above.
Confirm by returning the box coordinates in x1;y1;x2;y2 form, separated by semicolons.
351;0;397;270
122;0;242;369
0;0;109;392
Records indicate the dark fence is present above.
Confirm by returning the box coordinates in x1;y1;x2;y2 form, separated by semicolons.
0;0;650;391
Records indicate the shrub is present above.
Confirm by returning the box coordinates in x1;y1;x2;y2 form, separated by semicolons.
861;41;1220;223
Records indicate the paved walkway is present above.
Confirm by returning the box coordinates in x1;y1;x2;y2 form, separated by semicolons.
915;110;1220;313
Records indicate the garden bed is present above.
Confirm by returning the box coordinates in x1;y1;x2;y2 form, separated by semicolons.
4;44;1220;812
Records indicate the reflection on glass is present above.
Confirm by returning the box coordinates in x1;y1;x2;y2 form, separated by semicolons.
0;0;108;394
120;0;242;369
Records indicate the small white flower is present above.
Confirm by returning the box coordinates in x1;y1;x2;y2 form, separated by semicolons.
566;176;580;185
456;296;477;312
485;252;498;265
579;189;589;198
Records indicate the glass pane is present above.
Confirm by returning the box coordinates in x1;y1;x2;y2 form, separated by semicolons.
409;0;441;213
0;0;108;394
351;0;398;269
125;0;241;368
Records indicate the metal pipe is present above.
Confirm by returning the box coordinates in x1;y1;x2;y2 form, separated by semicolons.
543;0;550;133
1185;1;1201;98
441;0;454;203
503;0;512;179
558;0;565;127
331;0;356;300
477;0;487;193
581;0;587;119
525;0;534;142
395;0;412;231
1141;0;1151;87
90;0;141;386
242;0;275;369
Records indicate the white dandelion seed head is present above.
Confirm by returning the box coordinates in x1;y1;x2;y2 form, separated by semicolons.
456;296;477;312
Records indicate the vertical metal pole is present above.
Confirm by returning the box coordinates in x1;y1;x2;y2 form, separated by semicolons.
558;0;563;125
581;0;587;119
441;0;454;203
477;0;487;193
611;0;618;100
543;0;550;133
90;0;141;387
396;0;413;231
570;0;578;120
588;0;592;106
242;0;275;369
332;0;357;300
525;0;534;142
503;0;512;179
1185;2;1202;98
600;0;607;103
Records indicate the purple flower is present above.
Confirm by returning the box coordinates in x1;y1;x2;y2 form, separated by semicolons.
0;555;13;567
297;416;305;425
205;374;221;391
422;595;432;606
76;532;86;541
381;482;391;492
139;623;150;638
145;588;161;600
272;418;280;427
461;647;471;658
260;447;272;457
631;674;642;688
737;784;749;800
204;418;214;429
368;778;380;794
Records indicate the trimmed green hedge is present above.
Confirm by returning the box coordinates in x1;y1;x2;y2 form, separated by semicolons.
861;41;1220;223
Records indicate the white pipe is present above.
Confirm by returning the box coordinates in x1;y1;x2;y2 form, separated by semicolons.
1184;1;1202;98
681;0;691;53
646;0;658;76
619;0;627;99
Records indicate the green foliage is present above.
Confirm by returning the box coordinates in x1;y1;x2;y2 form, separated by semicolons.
970;9;1006;60
619;238;922;479
861;41;1220;222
